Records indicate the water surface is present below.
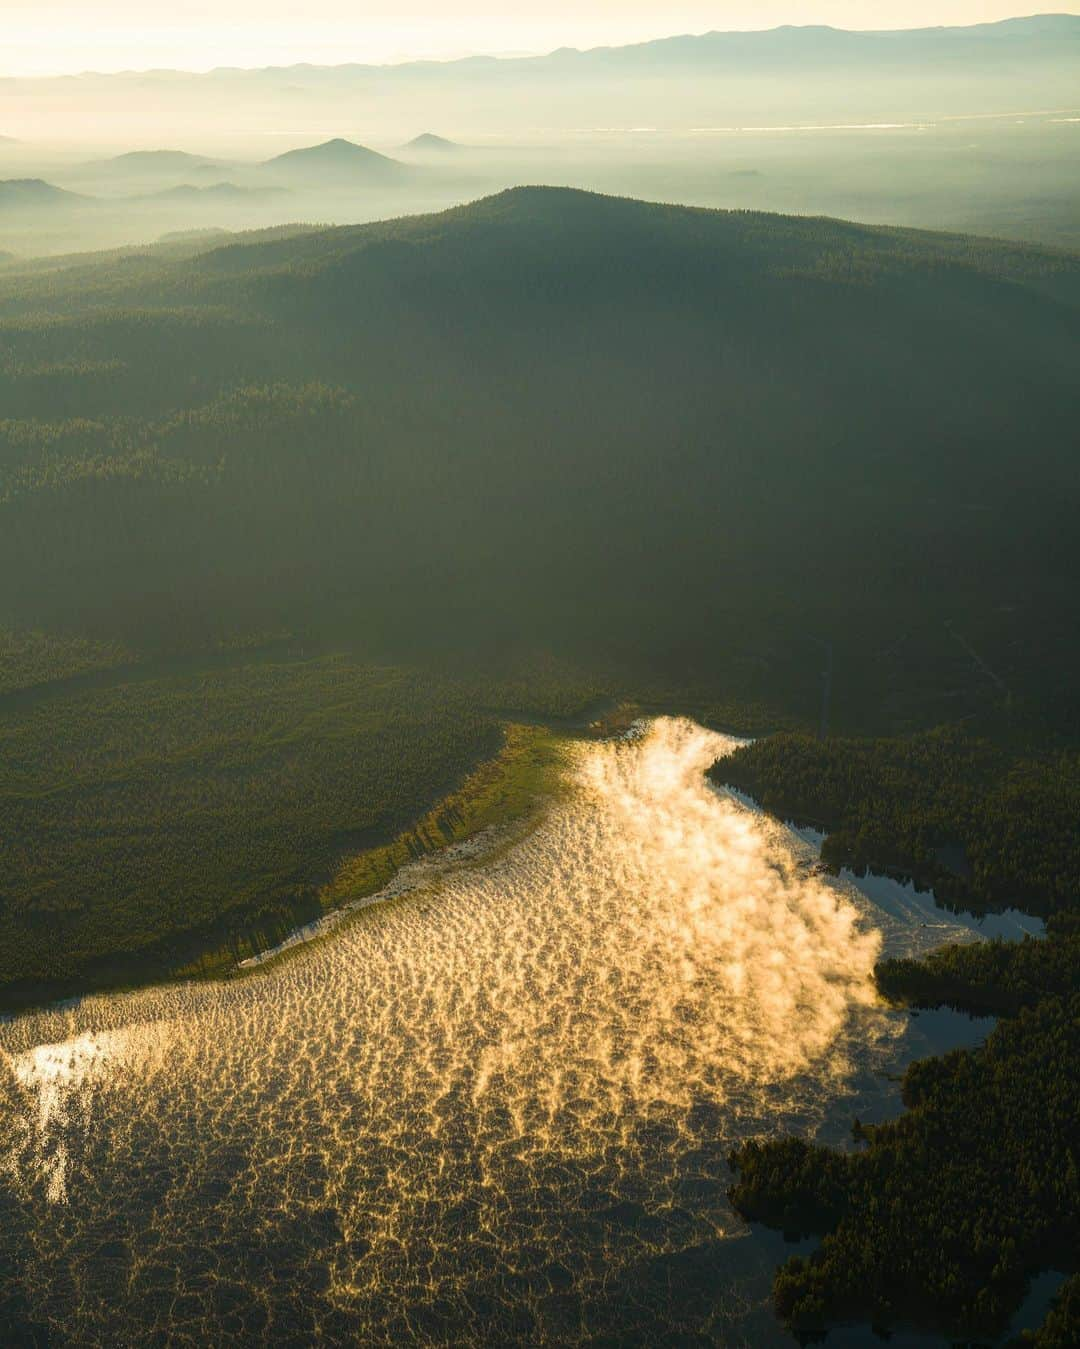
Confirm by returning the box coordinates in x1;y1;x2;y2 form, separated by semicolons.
0;718;981;1344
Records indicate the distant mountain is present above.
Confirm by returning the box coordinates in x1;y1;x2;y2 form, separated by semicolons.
403;133;462;153
2;186;1079;705
536;12;1080;68
967;12;1080;35
261;138;404;182
0;179;85;209
100;149;220;172
12;15;1079;143
4;17;1080;142
55;14;1080;80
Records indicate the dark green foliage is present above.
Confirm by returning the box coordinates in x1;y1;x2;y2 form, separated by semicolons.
2;189;1078;1340
0;630;610;1010
0;189;1078;726
724;725;1080;1344
722;1137;850;1236
716;726;1080;917
0;628;134;695
876;924;1080;1016
0;655;503;1007
730;991;1080;1340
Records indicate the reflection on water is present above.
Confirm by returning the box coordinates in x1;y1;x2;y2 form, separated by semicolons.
0;718;973;1344
6;1026;165;1205
784;825;1045;947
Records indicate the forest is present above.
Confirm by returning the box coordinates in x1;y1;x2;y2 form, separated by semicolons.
722;726;1080;1344
728;986;1079;1342
0;643;607;1010
715;727;1080;918
0;654;486;1005
1;188;1078;1340
0;189;1078;731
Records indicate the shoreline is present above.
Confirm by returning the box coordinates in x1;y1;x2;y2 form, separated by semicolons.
0;718;575;1022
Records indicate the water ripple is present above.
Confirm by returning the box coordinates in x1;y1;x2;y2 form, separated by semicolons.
0;717;926;1344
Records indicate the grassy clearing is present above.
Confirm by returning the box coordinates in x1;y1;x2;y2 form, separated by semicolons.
0;652;597;1012
0;657;497;1009
320;722;567;911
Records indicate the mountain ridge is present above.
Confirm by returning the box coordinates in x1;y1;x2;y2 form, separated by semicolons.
9;16;1079;145
0;178;86;208
20;14;1080;82
2;187;1078;681
403;133;462;152
100;149;219;167
261;137;404;179
182;186;1080;302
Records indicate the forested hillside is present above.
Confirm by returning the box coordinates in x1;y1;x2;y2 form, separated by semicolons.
2;187;1078;1343
716;727;1080;918
0;645;606;1008
720;714;1080;1342
2;187;1079;728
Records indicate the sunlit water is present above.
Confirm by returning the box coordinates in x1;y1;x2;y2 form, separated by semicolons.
0;718;978;1345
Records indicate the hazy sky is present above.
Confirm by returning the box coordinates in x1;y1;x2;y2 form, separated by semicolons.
8;3;1079;76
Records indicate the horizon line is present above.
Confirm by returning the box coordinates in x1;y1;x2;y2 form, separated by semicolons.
3;11;1075;84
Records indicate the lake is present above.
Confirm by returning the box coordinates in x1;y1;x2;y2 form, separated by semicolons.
0;718;991;1344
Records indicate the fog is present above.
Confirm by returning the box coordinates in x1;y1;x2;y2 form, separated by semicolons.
1;17;1078;259
1;719;975;1342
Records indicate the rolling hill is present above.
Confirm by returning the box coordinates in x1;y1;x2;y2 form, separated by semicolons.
404;133;463;152
8;16;1080;141
261;137;405;182
98;149;221;172
539;11;1080;69
0;178;85;210
1;186;1078;725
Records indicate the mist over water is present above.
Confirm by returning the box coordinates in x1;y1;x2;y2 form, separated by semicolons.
0;718;966;1343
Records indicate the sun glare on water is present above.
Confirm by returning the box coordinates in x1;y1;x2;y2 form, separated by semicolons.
0;718;909;1342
